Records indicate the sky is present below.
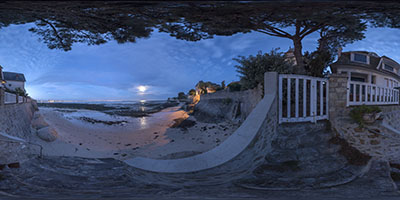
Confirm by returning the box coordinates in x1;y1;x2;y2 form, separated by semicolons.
1;24;400;101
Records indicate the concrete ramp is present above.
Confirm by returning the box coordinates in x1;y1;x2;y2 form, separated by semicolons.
124;72;278;185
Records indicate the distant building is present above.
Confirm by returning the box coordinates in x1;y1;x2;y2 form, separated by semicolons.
284;47;297;66
331;51;400;88
1;70;26;91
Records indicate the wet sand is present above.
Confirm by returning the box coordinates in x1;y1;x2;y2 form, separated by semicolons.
30;105;239;160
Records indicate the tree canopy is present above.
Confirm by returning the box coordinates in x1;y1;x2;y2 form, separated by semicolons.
1;1;400;71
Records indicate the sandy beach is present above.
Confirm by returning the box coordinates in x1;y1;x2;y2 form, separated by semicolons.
30;104;239;160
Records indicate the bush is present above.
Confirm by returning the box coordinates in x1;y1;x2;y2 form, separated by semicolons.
227;81;242;92
349;105;381;127
178;92;186;99
234;49;293;90
188;89;196;96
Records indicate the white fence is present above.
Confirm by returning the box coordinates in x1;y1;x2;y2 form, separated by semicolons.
4;92;17;104
279;74;329;124
347;81;399;106
18;96;23;103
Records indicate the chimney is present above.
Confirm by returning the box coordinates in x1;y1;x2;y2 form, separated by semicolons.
337;47;343;58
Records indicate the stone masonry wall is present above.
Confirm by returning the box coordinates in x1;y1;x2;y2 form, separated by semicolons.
0;101;37;164
328;74;349;120
195;85;263;123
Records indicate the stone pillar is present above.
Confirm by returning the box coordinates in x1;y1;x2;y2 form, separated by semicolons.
264;72;278;96
328;73;349;120
16;94;19;104
0;87;4;106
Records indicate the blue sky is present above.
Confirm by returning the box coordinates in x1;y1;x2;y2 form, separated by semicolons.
0;24;400;101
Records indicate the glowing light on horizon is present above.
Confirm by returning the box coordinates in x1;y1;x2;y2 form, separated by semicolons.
137;85;147;93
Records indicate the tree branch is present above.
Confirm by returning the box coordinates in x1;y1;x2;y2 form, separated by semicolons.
256;29;289;38
264;24;292;38
299;23;324;39
38;18;66;48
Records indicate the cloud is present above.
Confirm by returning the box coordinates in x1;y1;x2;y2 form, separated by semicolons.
3;24;398;101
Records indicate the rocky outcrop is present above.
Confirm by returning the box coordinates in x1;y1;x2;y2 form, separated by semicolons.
31;112;49;129
31;112;58;142
37;127;58;142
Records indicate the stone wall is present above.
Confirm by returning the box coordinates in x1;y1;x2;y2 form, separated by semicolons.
333;116;400;162
194;84;263;123
124;72;278;186
0;101;37;164
127;97;278;186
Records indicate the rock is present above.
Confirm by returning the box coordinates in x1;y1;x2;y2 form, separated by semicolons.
31;113;49;129
31;100;39;111
37;127;58;142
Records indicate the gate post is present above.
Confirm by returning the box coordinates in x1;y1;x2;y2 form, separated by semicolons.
264;72;278;96
328;74;348;120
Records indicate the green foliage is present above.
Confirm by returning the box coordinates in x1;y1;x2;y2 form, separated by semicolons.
234;49;293;90
349;105;381;127
5;87;28;97
195;81;222;94
304;50;334;77
14;88;27;97
177;92;186;99
227;81;242;92
188;89;196;96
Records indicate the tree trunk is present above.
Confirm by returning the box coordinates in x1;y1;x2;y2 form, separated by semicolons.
292;37;306;74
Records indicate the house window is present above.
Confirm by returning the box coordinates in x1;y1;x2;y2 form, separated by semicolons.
350;72;368;82
371;75;376;84
352;53;368;64
384;64;394;72
351;77;365;82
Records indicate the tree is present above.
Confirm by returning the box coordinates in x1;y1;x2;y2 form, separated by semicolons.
158;2;369;73
234;49;293;90
221;81;225;90
0;1;399;70
177;92;186;99
188;89;196;96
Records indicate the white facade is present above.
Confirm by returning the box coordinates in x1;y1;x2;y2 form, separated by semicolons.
334;51;400;89
5;80;25;91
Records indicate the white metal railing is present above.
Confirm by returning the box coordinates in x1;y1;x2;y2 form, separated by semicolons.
279;74;329;124
4;92;17;104
347;81;399;106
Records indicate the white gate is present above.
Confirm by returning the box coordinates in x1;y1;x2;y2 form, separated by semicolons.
279;74;329;124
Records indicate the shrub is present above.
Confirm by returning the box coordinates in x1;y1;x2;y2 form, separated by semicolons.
227;81;242;92
178;92;186;99
233;49;293;90
349;105;381;127
188;89;196;96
